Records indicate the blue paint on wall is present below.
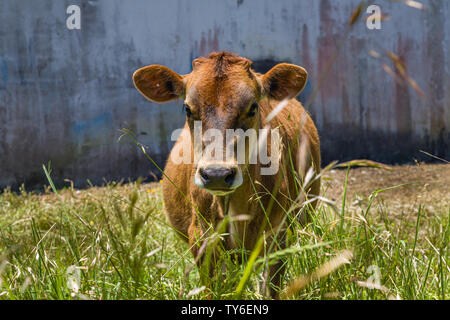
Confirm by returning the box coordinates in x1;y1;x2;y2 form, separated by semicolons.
72;113;112;135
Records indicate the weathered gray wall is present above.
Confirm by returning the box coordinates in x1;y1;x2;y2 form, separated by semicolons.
0;0;448;189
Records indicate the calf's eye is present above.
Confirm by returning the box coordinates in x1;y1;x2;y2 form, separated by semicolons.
184;104;193;118
246;103;258;118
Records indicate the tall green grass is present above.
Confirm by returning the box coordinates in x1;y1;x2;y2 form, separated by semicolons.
0;162;447;299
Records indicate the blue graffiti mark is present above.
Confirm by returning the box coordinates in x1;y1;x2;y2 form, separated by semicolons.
72;112;112;134
0;57;8;89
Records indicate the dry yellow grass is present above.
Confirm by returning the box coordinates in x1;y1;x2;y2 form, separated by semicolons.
322;163;450;217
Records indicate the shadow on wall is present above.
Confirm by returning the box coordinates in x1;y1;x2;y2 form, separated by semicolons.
320;124;449;164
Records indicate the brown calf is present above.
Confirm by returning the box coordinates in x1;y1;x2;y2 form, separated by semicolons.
133;52;321;297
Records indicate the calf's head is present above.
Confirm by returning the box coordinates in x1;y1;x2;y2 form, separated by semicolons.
133;52;307;195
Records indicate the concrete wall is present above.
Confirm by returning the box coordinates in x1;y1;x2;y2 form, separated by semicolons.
0;0;448;189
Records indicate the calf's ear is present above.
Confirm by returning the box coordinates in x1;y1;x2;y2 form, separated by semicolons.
261;63;308;100
133;65;185;103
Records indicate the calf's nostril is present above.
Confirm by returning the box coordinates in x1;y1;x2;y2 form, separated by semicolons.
224;169;236;185
199;168;210;182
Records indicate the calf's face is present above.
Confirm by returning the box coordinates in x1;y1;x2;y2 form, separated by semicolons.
133;52;307;195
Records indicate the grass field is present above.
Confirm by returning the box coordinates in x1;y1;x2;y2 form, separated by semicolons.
0;163;448;300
